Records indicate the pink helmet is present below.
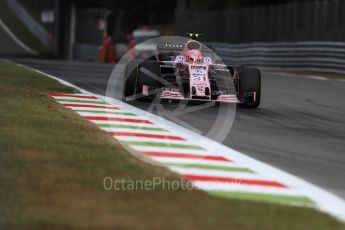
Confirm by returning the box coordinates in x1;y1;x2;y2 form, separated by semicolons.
186;49;203;63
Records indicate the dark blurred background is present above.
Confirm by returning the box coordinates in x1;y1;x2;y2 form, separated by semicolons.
1;0;345;61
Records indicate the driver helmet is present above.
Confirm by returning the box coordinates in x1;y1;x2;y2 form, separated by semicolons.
187;49;203;63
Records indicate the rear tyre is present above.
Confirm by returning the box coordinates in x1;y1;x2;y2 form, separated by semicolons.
136;60;161;101
123;59;140;99
239;67;261;108
123;59;161;101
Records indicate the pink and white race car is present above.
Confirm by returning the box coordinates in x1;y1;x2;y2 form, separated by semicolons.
124;35;261;108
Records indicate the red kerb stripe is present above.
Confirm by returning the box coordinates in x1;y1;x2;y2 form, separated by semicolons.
63;104;119;109
50;93;97;99
183;174;286;188
84;116;152;124
110;132;185;140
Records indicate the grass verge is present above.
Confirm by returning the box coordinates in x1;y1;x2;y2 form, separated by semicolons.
0;60;344;230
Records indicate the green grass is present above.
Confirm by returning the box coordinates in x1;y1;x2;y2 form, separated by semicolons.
0;60;345;229
0;0;49;55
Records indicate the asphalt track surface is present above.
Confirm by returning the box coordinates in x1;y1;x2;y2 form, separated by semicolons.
11;58;345;200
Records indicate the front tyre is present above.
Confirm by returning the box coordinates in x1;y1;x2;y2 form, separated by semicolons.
239;67;261;108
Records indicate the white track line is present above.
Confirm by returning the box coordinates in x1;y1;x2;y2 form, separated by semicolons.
149;157;248;167
307;76;329;81
193;182;306;197
168;167;267;180
133;148;230;156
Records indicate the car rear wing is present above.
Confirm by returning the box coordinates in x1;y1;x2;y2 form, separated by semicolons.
156;42;184;52
156;42;214;52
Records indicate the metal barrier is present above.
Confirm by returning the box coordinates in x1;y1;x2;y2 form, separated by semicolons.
74;41;345;75
73;43;99;62
73;43;128;62
208;41;345;75
5;0;49;48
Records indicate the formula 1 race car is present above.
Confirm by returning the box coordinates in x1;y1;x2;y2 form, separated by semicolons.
123;34;261;108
